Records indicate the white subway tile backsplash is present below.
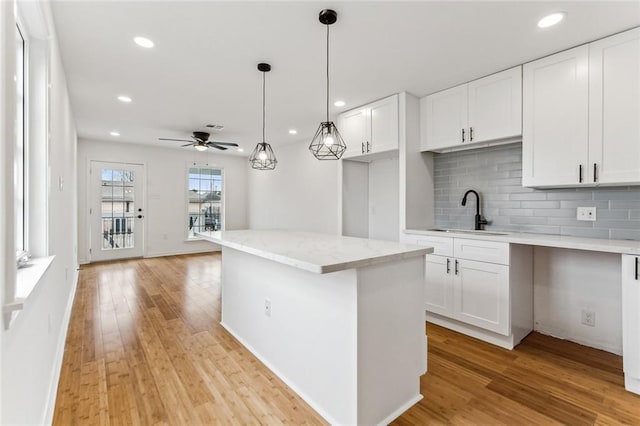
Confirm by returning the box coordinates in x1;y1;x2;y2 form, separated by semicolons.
433;143;640;240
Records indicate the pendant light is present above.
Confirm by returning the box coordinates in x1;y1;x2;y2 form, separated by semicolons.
249;63;277;170
309;9;346;160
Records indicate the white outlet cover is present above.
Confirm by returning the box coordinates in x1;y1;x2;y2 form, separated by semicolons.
577;207;597;221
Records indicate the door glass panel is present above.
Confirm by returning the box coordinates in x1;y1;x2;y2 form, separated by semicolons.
101;168;135;250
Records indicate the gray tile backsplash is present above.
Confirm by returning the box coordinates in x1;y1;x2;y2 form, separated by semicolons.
433;143;640;240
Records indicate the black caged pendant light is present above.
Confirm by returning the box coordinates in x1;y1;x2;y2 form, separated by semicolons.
309;9;346;160
249;63;277;170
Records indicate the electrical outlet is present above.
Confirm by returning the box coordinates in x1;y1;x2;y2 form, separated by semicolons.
577;207;597;221
581;309;596;327
264;299;271;317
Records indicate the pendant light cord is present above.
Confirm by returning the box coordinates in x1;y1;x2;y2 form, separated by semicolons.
326;23;330;123
262;71;266;144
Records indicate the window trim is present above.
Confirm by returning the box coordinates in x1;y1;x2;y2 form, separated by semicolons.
15;19;28;255
185;162;225;240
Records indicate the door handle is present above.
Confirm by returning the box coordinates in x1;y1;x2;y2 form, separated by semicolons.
446;258;451;274
455;259;459;275
461;128;465;143
579;164;583;183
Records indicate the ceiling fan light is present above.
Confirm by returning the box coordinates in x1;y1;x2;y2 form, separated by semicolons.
195;144;208;152
309;121;346;160
249;142;277;170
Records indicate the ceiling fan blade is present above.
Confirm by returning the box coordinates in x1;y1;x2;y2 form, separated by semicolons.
159;138;193;143
181;143;195;147
208;141;239;147
210;145;228;150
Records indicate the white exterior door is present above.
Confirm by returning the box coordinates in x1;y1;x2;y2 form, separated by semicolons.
423;84;468;151
90;161;144;261
589;28;640;185
468;66;522;143
369;95;399;154
523;45;589;187
424;254;453;317
454;259;510;336
339;107;368;159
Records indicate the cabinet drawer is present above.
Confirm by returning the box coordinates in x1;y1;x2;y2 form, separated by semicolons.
453;238;509;265
409;236;454;257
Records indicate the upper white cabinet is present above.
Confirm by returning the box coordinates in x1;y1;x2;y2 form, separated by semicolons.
522;45;590;187
339;94;399;159
523;28;640;187
421;66;522;152
589;29;640;185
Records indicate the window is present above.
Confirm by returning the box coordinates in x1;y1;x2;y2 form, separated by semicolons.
15;23;26;253
100;169;135;249
187;167;223;238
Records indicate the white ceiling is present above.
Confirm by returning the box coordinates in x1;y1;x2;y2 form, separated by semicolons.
51;1;640;155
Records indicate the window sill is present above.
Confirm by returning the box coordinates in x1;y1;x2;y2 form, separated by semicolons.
3;255;55;314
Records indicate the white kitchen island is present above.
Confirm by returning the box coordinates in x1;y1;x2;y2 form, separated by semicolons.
197;230;433;426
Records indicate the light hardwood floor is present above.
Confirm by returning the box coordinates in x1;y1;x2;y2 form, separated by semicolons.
53;253;640;425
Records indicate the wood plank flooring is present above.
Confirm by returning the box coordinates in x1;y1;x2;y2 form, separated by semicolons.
53;253;640;425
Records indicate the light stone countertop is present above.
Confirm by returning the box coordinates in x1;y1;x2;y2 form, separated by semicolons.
404;228;640;255
196;230;433;274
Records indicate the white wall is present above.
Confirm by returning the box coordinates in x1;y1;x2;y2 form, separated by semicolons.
2;1;80;424
77;139;249;262
248;141;340;234
533;247;622;354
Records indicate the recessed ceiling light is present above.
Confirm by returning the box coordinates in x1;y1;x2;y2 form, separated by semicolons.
237;148;244;152
134;36;154;48
117;95;132;103
334;100;346;107
110;131;120;136
537;12;566;28
289;129;298;135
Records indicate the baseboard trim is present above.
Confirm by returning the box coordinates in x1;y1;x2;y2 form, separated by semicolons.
143;248;220;259
375;394;423;426
426;313;523;350
42;267;79;425
625;374;640;395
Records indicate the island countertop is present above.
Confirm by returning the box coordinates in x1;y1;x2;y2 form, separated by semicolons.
197;230;433;274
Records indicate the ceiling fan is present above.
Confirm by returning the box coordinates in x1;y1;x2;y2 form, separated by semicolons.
159;131;239;151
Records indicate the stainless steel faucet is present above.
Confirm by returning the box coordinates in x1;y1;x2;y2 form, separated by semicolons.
461;190;488;231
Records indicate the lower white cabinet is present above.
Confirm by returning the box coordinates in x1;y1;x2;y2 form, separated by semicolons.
404;234;533;349
622;254;640;394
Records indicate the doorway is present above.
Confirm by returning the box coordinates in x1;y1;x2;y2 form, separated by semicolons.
90;161;144;261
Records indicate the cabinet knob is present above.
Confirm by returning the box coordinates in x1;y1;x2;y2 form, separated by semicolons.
137;215;143;219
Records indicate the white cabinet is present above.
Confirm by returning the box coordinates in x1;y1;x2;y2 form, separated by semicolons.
401;233;533;349
421;66;522;152
523;28;640;187
623;254;640;394
339;94;399;159
589;29;640;185
454;259;509;335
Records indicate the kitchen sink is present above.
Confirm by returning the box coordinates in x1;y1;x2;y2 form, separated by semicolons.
427;228;510;236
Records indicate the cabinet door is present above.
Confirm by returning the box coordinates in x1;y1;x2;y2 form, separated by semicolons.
369;95;399;154
523;45;589;187
622;255;640;381
468;66;522;143
339;108;368;159
454;259;509;335
423;84;468;151
589;28;640;185
424;255;454;317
